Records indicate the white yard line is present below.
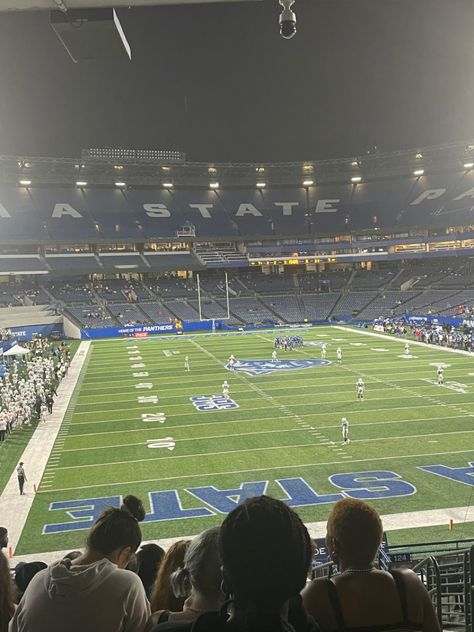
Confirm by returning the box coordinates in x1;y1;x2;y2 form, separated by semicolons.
0;342;91;555
333;325;474;357
11;504;474;566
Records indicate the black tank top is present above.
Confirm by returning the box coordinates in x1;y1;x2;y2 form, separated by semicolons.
324;570;423;632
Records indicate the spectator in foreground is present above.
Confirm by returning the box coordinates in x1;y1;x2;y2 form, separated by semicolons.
13;561;47;603
154;496;317;632
302;498;441;632
150;528;222;627
150;540;191;613
0;551;15;632
136;543;165;599
0;528;7;552
9;495;150;632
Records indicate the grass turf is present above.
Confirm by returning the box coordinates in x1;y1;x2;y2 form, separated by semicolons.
15;326;474;555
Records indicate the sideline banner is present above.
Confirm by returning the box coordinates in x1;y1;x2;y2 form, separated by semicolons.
4;324;64;342
81;320;216;340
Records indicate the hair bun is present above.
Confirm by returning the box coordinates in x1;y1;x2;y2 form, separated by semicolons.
121;495;146;522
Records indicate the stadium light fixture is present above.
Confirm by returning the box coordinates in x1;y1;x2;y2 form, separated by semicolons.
351;176;362;183
256;181;266;188
163;182;174;188
19;179;31;186
464;162;474;169
209;182;219;189
114;181;126;187
76;181;88;187
413;169;424;176
303;179;314;187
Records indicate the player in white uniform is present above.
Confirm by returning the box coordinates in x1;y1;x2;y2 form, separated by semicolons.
356;378;365;401
184;355;190;372
222;380;230;401
272;350;278;362
228;355;236;370
437;367;444;385
336;347;342;363
404;342;410;355
341;417;349;444
321;343;327;359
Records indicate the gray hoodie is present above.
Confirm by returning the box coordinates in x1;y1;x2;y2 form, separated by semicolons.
10;557;150;632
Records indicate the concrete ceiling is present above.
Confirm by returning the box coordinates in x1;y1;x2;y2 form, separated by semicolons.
0;0;260;10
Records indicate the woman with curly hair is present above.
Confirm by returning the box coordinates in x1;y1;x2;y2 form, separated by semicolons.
302;498;440;632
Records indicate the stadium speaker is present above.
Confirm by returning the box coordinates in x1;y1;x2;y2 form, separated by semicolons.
50;8;131;63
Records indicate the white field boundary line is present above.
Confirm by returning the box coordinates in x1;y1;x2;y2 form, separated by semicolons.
67;402;468;425
62;414;465;441
333;325;474;357
73;378;474;400
0;341;92;555
36;447;474;494
71;391;474;413
56;427;474;455
11;504;474;567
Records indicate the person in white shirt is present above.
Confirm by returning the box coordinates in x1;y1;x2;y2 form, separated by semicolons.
336;347;342;363
10;495;150;632
184;355;190;372
437;367;444;385
341;417;349;444
222;380;230;401
321;343;327;359
356;378;365;401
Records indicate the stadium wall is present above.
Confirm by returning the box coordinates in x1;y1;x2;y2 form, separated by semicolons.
63;314;82;340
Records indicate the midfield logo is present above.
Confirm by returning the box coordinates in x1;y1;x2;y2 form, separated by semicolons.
226;358;331;376
190;395;239;411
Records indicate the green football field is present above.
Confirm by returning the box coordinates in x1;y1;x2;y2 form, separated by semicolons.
16;326;474;555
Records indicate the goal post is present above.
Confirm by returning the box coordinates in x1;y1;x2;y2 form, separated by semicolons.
196;272;231;323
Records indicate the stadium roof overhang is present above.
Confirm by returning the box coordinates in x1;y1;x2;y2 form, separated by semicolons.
0;0;259;10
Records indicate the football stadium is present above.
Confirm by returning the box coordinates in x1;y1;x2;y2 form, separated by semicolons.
0;1;473;631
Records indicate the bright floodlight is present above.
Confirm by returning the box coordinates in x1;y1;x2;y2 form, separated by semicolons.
256;181;266;188
351;176;362;183
209;182;219;189
464;162;474;169
163;182;174;188
115;181;126;187
19;179;31;186
303;179;314;186
413;169;424;176
76;181;88;187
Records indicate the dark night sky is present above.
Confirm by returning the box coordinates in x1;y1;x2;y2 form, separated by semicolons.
0;0;473;163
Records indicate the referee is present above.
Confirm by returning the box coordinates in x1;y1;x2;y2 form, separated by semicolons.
17;462;27;495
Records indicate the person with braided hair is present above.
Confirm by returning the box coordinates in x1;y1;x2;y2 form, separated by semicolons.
10;495;151;632
152;495;318;632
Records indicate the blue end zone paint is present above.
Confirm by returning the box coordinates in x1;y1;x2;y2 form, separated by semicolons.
190;395;239;411
187;482;269;513
42;463;472;535
328;471;417;500
226;358;332;376
418;461;474;487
